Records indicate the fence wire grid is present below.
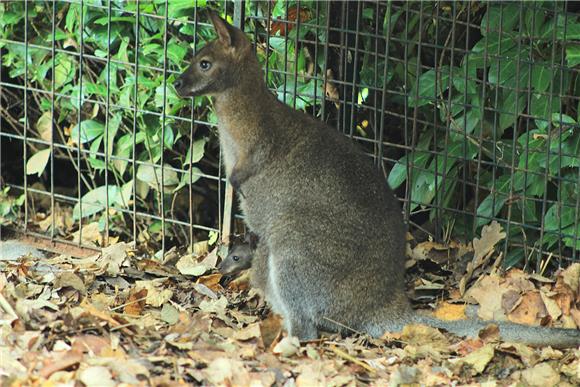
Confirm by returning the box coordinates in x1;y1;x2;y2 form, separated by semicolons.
1;1;580;271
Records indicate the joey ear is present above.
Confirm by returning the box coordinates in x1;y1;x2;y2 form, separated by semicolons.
246;232;259;250
207;10;235;47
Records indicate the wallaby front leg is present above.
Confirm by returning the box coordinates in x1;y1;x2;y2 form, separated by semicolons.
229;157;255;192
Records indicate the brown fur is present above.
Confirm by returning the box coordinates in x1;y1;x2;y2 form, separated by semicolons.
174;11;580;347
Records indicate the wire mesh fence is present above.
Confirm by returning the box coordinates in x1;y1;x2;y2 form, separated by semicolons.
1;1;579;270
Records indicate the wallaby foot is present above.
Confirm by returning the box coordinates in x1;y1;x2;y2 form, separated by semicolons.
286;316;318;341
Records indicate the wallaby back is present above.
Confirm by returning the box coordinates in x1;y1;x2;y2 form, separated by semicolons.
175;11;580;348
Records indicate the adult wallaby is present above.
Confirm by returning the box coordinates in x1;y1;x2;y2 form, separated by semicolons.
174;11;580;347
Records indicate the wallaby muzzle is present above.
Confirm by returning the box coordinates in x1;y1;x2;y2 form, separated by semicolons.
173;71;197;98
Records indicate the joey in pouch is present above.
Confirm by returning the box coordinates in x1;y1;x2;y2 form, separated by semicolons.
174;11;580;347
217;242;253;275
218;233;258;276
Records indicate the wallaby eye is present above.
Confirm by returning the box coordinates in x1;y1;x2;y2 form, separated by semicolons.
199;60;212;71
232;255;240;261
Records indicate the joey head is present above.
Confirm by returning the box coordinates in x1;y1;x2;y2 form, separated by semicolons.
217;233;258;276
217;242;253;275
175;10;580;348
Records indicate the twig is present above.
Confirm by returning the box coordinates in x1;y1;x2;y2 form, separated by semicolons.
109;296;149;312
327;346;376;374
322;316;362;335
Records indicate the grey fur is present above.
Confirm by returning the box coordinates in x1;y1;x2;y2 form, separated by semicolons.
217;242;253;275
174;11;580;347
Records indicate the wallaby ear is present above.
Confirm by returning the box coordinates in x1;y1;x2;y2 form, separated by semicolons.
207;10;235;47
245;232;259;250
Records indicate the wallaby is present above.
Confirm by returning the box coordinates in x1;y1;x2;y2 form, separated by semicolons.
174;11;580;347
217;242;253;275
217;233;258;275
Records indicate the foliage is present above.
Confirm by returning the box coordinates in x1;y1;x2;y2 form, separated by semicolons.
1;0;218;243
382;1;580;265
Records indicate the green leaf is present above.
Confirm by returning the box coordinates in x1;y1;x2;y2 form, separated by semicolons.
524;6;546;38
26;149;51;177
177;167;202;191
544;203;576;232
476;176;510;227
36;111;53;142
184;138;207;166
530;93;560;130
54;54;75;89
566;45;580;67
117;181;133;208
481;4;520;35
93;16;135;25
73;185;119;220
70;120;105;144
530;62;552;92
167;40;188;64
498;89;526;131
488;49;530;85
450;108;480;135
408;66;453;107
388;151;430;190
472;32;517;55
137;164;179;192
65;4;79;33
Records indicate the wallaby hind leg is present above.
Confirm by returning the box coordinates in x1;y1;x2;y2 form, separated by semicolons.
268;251;319;341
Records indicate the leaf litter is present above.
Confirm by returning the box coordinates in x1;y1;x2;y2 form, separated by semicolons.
0;222;579;385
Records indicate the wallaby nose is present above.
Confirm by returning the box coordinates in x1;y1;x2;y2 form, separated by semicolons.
173;78;183;90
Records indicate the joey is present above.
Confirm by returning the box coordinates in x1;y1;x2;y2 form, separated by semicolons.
175;10;580;347
218;233;258;276
217;242;253;275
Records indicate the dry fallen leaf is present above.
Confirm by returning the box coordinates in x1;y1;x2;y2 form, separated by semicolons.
260;313;283;350
160;303;180;325
560;263;580;293
295;362;328;386
498;342;538;367
233;323;261;342
124;288;148;316
473;221;506;262
464;274;509;321
39;349;84;378
135;279;173;307
507;290;547;326
460;221;506;294
197;273;224;293
78;366;116;387
450;343;495;375
434;302;467;321
400;324;450;361
176;253;212;276
72;222;102;246
203;358;251;386
272;336;300;357
53;271;86;295
519;362;561;386
540;291;562;321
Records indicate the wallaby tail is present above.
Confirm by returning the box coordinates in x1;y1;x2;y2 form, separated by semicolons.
413;314;580;348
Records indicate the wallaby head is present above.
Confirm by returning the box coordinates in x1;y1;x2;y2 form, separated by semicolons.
218;242;254;275
174;10;255;98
